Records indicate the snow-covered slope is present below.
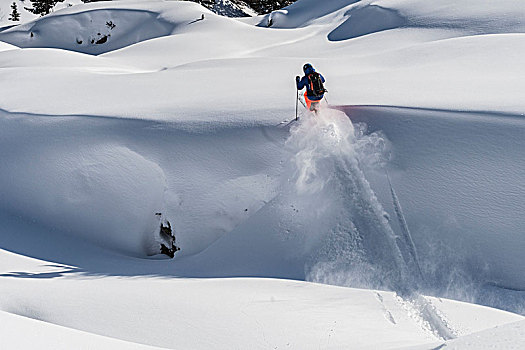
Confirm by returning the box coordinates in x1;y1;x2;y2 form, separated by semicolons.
1;0;525;348
404;320;525;350
0;309;161;350
0;1;205;54
0;247;523;349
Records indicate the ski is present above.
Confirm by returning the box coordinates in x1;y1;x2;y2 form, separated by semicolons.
277;117;299;127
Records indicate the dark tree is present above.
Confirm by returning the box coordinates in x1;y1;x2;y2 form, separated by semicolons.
81;0;112;3
242;0;295;14
9;2;21;21
182;0;296;16
24;0;64;16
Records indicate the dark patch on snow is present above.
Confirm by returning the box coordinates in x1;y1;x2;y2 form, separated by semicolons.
189;0;295;17
156;213;181;259
0;9;176;55
95;34;109;44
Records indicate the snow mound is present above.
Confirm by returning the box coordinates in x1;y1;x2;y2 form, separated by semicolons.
0;9;175;55
257;0;525;41
328;5;406;41
390;0;525;35
407;320;525;350
0;121;167;255
0;309;161;350
254;0;355;28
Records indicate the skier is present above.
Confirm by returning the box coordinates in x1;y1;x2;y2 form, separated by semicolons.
296;63;326;112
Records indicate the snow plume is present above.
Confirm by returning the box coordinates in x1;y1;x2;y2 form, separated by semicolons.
282;109;458;339
283;108;413;291
417;230;525;315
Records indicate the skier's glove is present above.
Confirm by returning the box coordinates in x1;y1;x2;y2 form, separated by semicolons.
295;76;300;83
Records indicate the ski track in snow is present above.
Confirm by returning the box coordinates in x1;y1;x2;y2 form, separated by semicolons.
287;107;456;340
375;292;397;325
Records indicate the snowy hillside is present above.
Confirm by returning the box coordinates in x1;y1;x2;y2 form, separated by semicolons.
0;0;288;28
1;0;525;348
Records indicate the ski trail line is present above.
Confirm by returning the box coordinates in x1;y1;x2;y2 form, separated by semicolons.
290;108;457;340
399;293;457;340
383;174;455;339
336;110;456;340
345;158;456;340
386;170;423;282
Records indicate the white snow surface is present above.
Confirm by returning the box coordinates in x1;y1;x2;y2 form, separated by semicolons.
401;320;525;350
1;0;525;348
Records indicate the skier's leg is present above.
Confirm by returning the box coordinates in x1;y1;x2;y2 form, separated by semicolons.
304;92;312;110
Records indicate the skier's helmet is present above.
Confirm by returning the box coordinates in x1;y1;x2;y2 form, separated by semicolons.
303;63;314;74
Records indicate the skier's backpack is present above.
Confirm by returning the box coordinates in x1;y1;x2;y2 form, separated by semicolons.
307;72;326;97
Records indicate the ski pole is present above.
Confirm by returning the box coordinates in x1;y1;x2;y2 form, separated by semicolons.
295;88;299;121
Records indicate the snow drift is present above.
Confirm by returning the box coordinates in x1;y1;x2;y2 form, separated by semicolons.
0;114;167;255
0;9;174;54
0;1;216;55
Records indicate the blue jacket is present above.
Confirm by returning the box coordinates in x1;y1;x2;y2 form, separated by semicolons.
297;69;325;101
